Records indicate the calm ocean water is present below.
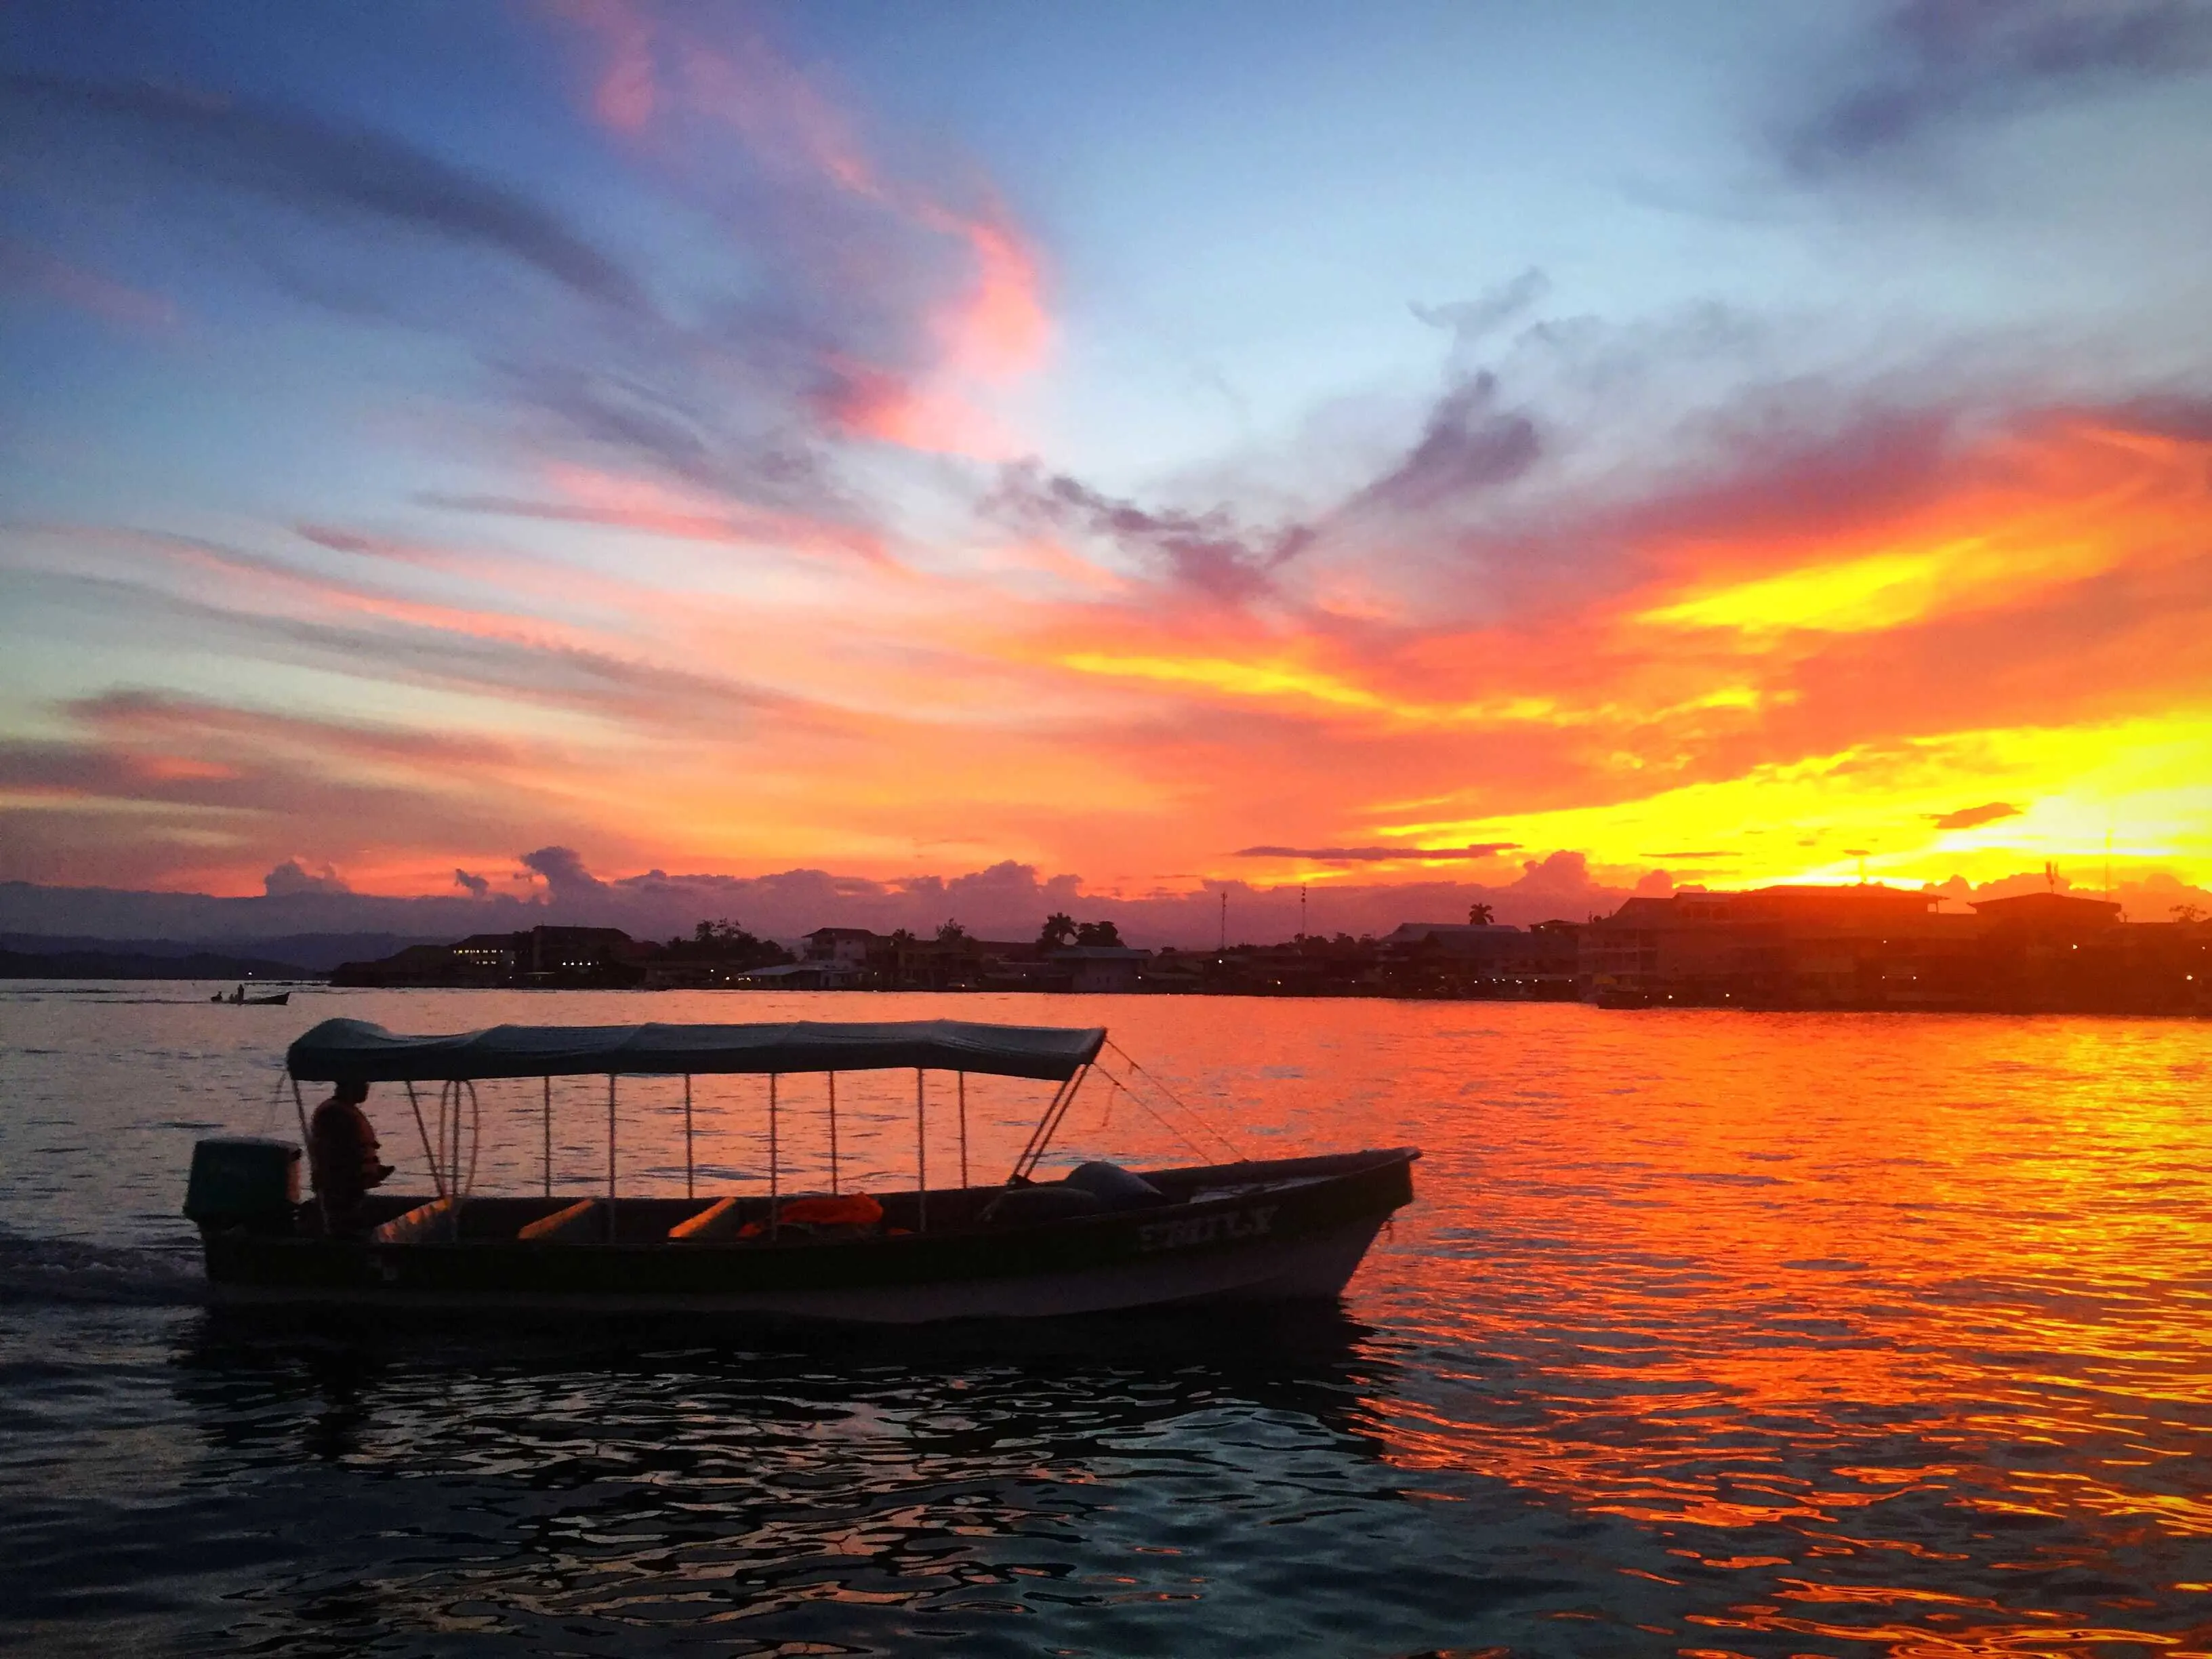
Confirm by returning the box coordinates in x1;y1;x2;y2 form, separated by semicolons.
3;984;2209;1657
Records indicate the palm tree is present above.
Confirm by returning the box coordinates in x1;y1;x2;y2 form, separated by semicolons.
1467;902;1494;925
1038;912;1077;949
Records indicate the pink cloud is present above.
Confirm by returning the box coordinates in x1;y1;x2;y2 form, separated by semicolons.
0;237;178;333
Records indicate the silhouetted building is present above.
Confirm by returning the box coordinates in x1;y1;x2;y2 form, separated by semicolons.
1378;921;1579;998
331;925;649;988
1048;945;1151;994
803;927;880;968
1578;884;2209;1013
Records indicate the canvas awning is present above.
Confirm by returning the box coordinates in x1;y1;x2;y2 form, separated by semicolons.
286;1017;1107;1085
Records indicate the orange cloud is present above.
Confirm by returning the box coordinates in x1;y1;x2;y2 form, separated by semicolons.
1629;417;2206;637
13;392;2209;904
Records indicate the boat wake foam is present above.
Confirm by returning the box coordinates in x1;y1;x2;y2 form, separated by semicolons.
0;1227;207;1307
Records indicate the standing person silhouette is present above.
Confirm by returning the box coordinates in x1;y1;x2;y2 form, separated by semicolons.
308;1080;393;1235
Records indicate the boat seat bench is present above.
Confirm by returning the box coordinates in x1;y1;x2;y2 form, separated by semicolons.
369;1194;458;1244
518;1197;604;1243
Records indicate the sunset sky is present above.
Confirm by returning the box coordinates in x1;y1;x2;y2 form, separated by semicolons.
3;1;2209;928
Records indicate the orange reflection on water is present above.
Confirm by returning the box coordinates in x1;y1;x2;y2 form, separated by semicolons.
178;989;2212;1651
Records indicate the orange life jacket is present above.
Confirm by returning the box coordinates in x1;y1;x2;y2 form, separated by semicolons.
734;1191;885;1237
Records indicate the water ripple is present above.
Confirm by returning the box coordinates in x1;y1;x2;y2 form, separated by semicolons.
1;987;2209;1654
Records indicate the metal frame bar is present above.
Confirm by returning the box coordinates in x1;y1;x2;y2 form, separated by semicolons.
827;1072;840;1193
915;1068;928;1232
1006;1064;1089;1183
606;1074;617;1240
542;1076;552;1197
405;1080;444;1197
769;1073;780;1239
291;1076;325;1230
683;1073;695;1200
958;1071;968;1191
1004;1072;1068;1183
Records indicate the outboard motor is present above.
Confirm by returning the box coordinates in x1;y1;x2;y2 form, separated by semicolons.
184;1138;301;1236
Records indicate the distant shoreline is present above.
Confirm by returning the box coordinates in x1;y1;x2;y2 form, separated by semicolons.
3;972;2205;1018
0;949;313;982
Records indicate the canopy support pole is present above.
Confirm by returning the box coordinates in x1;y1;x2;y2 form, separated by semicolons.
916;1069;928;1233
405;1081;444;1197
827;1073;839;1194
291;1077;325;1231
683;1074;695;1200
958;1071;969;1191
447;1081;468;1240
1011;1063;1092;1184
542;1077;552;1197
769;1073;780;1240
1006;1069;1076;1185
448;1082;462;1216
606;1074;617;1242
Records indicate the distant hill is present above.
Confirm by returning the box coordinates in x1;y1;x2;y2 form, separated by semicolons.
0;933;442;974
0;945;312;981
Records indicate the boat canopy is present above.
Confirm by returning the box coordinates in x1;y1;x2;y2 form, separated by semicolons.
286;1017;1107;1085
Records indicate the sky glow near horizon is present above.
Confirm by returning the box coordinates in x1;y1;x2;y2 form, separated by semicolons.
1;0;2209;911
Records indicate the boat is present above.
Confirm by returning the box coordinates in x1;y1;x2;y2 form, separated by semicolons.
211;989;291;1005
183;1017;1418;1324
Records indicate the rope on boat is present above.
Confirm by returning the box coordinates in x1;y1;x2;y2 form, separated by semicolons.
1088;1065;1214;1164
1102;1040;1248;1162
260;1067;288;1135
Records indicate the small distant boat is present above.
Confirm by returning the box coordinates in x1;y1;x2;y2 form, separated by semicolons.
184;1017;1418;1324
211;989;291;1006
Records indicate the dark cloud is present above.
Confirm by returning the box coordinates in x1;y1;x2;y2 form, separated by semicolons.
1;553;821;740
0;855;1642;945
293;524;377;554
519;845;605;898
453;868;491;897
1232;842;1520;863
1790;0;2212;172
987;368;1538;602
2;75;649;313
263;858;350;897
2109;392;2212;441
1593;398;1968;553
1929;801;2023;829
989;464;1315;601
0;73;933;534
487;356;844;516
1411;267;1551;349
1641;850;1735;859
1347;371;1541;518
